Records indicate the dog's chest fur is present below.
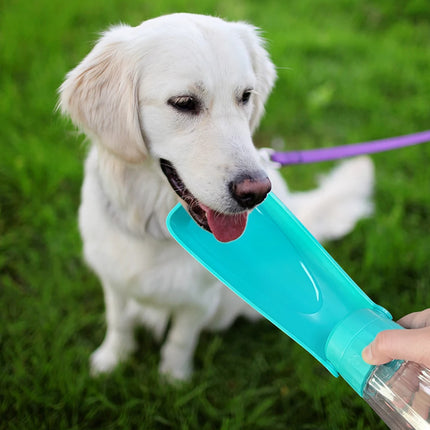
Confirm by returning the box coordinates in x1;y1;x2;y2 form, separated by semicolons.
78;146;217;304
88;146;177;240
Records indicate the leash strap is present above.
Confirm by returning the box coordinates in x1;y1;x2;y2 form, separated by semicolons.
270;130;430;166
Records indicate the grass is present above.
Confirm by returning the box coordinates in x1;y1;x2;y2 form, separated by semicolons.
1;0;430;428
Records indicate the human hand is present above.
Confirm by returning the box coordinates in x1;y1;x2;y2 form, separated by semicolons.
362;309;430;368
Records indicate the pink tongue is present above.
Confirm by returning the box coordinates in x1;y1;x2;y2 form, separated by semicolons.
204;207;248;243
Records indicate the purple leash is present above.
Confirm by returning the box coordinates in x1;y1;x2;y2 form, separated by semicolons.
270;130;430;166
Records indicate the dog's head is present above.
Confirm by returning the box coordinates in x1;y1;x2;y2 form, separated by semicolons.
59;13;277;242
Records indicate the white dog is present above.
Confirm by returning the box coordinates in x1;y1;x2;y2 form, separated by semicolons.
59;13;373;380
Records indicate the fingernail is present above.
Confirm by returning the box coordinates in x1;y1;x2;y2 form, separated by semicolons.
362;344;373;363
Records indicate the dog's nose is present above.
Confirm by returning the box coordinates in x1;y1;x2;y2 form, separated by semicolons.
230;174;272;209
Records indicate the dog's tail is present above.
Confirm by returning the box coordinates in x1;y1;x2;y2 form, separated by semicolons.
283;156;374;242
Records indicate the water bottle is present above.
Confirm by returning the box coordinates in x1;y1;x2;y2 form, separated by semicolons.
167;194;430;429
325;309;430;429
363;360;430;429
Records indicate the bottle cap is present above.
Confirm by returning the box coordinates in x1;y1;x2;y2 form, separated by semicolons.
325;308;402;395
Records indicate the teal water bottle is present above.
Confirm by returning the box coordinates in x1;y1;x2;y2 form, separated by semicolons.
167;193;430;429
325;308;430;428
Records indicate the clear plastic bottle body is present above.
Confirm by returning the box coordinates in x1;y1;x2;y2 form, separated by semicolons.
363;360;430;429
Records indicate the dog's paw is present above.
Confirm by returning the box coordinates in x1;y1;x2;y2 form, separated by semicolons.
158;342;193;382
89;338;136;376
90;346;122;376
158;358;193;383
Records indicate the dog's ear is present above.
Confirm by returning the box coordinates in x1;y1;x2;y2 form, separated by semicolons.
234;23;277;133
58;25;147;163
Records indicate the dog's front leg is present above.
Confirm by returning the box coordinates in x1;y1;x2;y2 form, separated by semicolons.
90;282;137;375
159;307;207;381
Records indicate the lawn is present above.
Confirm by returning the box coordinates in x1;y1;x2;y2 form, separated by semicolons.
1;0;430;428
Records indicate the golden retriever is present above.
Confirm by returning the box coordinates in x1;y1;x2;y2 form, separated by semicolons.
59;13;374;380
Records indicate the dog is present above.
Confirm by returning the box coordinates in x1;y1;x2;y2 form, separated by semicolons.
59;13;374;381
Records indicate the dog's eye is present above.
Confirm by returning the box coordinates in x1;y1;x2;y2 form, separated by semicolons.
168;96;200;114
240;90;252;105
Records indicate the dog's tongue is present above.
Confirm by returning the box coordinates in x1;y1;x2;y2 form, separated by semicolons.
204;206;248;243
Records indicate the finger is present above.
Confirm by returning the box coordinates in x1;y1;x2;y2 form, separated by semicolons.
397;309;430;329
362;327;430;367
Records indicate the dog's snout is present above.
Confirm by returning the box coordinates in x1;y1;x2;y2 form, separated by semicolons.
230;174;271;209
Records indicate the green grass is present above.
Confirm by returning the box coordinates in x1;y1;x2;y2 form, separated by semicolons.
1;0;430;428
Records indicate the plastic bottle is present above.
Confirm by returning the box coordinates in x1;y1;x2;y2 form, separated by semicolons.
167;194;430;428
363;360;430;429
325;309;430;429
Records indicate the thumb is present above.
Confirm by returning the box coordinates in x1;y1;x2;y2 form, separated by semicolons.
362;327;430;367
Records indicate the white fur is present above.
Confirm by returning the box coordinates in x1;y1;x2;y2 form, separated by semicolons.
59;13;374;380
